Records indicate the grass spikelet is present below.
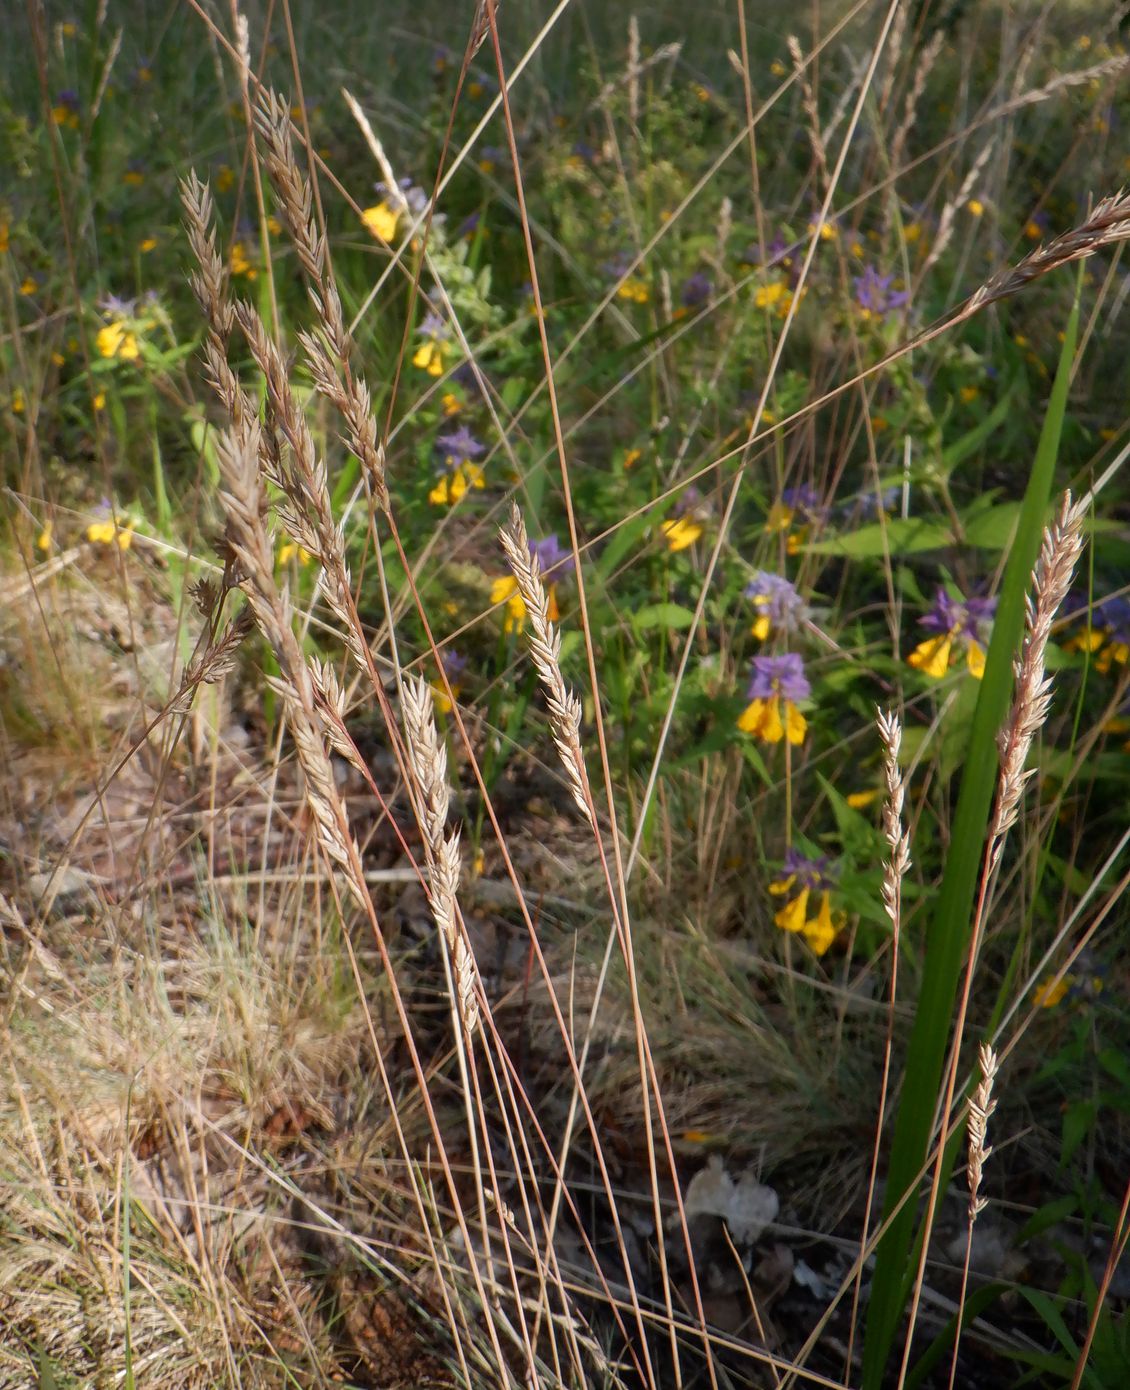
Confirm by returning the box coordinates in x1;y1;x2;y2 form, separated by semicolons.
947;1043;1001;1390
402;675;479;1034
965;1042;999;1222
991;491;1088;848
968;191;1130;312
252;89;390;514
498;503;592;825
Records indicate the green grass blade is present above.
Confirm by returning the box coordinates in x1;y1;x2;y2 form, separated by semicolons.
862;281;1081;1388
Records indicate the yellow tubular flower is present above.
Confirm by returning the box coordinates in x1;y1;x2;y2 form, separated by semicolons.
774;889;809;933
803;893;837;955
362;201;400;242
661;517;703;552
490;576;526;634
908;632;953;678
96;321;139;361
738;696;783;743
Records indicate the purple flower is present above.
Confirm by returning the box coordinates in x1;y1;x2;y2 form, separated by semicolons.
747;652;810;702
681;271;713;307
457;210;481;239
782;485;824;519
99;292;138;317
55;89;79;111
674;485;702;518
601;251;634;280
745;572;807;632
436;424;485;462
919;586;995;639
775;847;836;892
845;485;901;520
418;312;449;340
853;264;909;321
528;534;575;579
571;140;597;163
440;648;469;681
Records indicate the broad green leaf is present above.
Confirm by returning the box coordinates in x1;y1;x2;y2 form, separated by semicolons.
805;516;951;558
631;602;696;632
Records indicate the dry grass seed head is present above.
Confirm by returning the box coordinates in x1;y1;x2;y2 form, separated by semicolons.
498;504;592;824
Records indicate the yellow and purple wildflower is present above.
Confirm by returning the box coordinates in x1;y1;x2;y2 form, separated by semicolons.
1064;592;1130;674
432;648;469;715
413;312;453;377
852;264;909;322
737;652;810;745
907;587;996;680
429;424;487;506
745;572;807;641
768;848;842;955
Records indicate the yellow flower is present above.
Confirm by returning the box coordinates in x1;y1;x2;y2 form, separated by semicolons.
967;198;985;217
774;888;809;933
428;463;485;506
960;384;979;403
10;388;24;414
904;222;922;244
96;321;139;361
123;168;145;186
491;575;526;634
0;221;9;253
37;522;53;552
661;517;703;552
230;241;257;278
770;59;787;77
1024;219;1042;241
431;680;458;715
468;80;484;99
907;633;953;679
1096;640;1129;674
846;788;882;810
754;280;786;309
216;165;235;193
266;215;283;235
617;277;650;304
803;892;837;955
965;640;986;679
623;447;641;470
19;277;37;295
737;696;806;745
441;392;462;416
751;614;771;641
139;237;158;253
279;540;313;566
413;340;449;376
1034;975;1071;1009
362;201;400;242
87;518;134;550
92;391;106;410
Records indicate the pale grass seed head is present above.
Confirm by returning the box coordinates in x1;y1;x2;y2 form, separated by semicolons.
993;491;1087;842
498;504;592;824
967;1043;999;1221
